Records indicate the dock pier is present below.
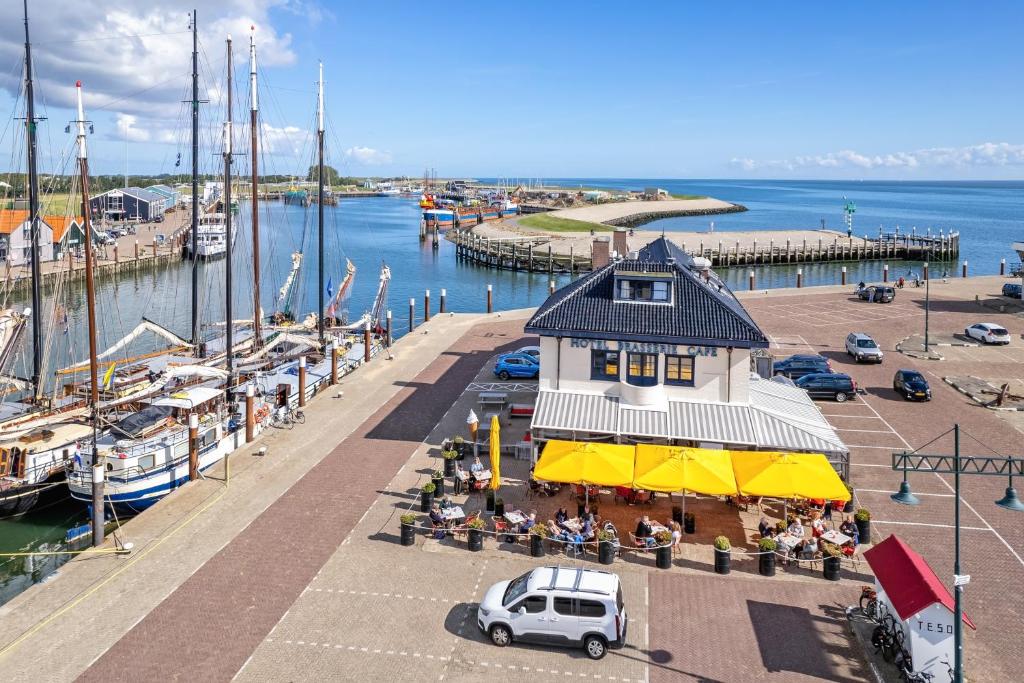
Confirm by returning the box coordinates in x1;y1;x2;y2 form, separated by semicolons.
450;227;960;273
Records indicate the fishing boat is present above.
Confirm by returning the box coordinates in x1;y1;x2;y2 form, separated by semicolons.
284;187;311;206
187;212;230;259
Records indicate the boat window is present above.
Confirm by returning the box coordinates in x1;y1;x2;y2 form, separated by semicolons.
138;454;155;470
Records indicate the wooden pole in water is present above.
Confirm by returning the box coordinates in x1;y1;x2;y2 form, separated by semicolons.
549;279;555;295
1000;259;1006;276
424;289;430;322
135;240;139;262
748;270;755;291
409;297;415;332
924;262;929;281
796;268;803;288
841;266;847;285
113;243;118;264
245;384;254;443
363;320;371;364
962;261;968;278
487;284;493;313
883;264;889;282
188;413;199;481
298;355;307;407
440;288;447;313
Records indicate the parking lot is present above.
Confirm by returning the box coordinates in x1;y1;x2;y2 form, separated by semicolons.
743;277;1024;681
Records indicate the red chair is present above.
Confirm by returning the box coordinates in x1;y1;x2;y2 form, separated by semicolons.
614;487;633;505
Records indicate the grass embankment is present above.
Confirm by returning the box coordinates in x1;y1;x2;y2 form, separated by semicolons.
518;213;612;233
670;193;707;200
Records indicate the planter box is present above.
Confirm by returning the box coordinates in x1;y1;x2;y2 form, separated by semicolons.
823;555;841;581
468;528;484;552
420;490;432;512
530;534;545;557
656;545;672;569
759;551;776;576
431;477;444;498
443;458;456;477
714;548;731;575
400;522;415;546
856;518;871;544
598;540;615;565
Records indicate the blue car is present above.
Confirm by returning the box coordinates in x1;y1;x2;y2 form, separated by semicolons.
494;353;539;380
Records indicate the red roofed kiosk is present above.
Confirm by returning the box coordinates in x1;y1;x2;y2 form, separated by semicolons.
865;535;975;678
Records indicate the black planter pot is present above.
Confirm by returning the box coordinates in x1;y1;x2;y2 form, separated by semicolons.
485;492;495;513
577;502;586;518
672;506;683;525
598;540;615;565
443;458;456;477
856;518;871;544
684;516;696;534
432;477;444;498
656;545;672;569
420;490;432;512
400;522;415;546
843;500;854;513
759;551;776;577
530;533;545;557
468;528;484;551
494;501;505;517
823;555;841;581
714;548;731;575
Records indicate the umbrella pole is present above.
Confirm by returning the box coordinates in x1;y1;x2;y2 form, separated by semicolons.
681;490;685;517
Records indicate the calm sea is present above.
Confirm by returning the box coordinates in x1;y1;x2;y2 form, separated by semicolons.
2;178;1021;603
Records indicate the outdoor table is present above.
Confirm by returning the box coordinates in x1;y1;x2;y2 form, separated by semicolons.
561;518;583;534
474;469;492;481
650;523;669;535
821;530;852;546
441;506;465;522
504;510;527;526
776;533;803;551
456;470;470;482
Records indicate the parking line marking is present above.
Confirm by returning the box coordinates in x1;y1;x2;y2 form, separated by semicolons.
834;428;900;434
847;445;900;450
822;414;885;419
874;520;991;531
857;488;954;497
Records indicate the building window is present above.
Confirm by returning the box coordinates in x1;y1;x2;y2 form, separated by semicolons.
652;281;669;302
591;350;619;381
616;277;671;303
626;352;657;387
665;355;695;386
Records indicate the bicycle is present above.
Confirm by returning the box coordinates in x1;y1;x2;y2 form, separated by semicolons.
293;409;305;425
859;585;880;620
270;407;294;430
898;661;934;683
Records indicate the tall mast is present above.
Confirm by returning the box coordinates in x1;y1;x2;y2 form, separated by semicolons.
190;10;200;351
317;61;325;346
249;30;262;349
74;81;103;546
22;0;42;398
223;36;234;385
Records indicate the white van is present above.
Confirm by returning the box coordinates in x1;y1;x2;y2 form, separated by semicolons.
477;566;627;659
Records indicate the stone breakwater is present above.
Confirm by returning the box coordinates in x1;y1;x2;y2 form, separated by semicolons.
605;203;748;228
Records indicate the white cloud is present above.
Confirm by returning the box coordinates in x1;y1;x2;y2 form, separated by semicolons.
260;122;311;157
115;113;150;142
733;143;1024;172
345;146;392;166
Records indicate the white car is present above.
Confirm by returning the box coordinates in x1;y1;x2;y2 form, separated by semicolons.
515;345;540;360
965;322;1011;345
477;566;627;660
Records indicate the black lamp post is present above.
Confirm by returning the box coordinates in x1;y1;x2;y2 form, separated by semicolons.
891;424;1024;683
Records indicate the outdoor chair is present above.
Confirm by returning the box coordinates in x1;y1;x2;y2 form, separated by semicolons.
628;532;650;552
492;516;515;543
613;487;632;505
451;511;481;543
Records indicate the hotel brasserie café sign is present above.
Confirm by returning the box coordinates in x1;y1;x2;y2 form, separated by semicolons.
569;338;719;357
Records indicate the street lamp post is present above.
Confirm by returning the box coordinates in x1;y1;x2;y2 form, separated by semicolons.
890;424;1024;683
924;261;930;352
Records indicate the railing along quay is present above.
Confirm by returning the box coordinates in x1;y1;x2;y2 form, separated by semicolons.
449;228;960;273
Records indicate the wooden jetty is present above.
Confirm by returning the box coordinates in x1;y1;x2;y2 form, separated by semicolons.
449;227;960;273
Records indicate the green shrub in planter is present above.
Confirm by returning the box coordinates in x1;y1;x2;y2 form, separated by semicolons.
468;517;486;530
854;508;871;522
854;508;872;544
400;513;416;525
758;538;777;553
597;529;615;542
453;436;464;445
654;530;672;568
422;482;436;494
399;513;417;546
653;530;672;547
420;483;435;511
758;537;777;576
713;536;731;574
442;449;459;460
713;535;731;551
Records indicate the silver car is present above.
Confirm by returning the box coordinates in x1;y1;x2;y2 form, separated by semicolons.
846;332;883;363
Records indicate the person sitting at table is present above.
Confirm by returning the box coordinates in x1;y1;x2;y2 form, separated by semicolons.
799;535;819;561
580;504;596;524
470;456;484;475
555;506;570;527
518;512;536;535
581;517;594;541
429;503;447;536
439;495;454;511
787;516;805;538
840;516;858;545
635;515;655;547
757;516;772;539
810;511;825;538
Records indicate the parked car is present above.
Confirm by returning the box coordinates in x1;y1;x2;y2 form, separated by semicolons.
1001;283;1022;299
155;234;166;245
893;369;931;401
857;285;896;303
964;322;1011;345
493;353;539;380
772;354;832;380
795;373;857;402
499;345;540;361
845;332;883;363
478;566;628;660
93;230;115;245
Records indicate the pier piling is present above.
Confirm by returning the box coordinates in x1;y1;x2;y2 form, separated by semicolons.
386;309;393;346
549;279;555;295
424;289;431;322
924;262;929;281
962;261;968;278
188;413;199;481
487;284;493;314
883;264;889;282
245;385;254;443
748;270;755;291
298;356;307;407
91;465;104;547
1001;258;1006;276
363;321;371;364
331;346;339;385
409;298;415;333
797;268;803;288
440;288;447;313
841;266;847;286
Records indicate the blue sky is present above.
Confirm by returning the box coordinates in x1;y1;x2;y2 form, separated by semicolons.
2;0;1023;179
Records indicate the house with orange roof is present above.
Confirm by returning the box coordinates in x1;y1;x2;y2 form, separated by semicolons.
0;210;85;266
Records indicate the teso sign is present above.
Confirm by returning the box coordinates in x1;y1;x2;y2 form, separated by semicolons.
568;338;718;357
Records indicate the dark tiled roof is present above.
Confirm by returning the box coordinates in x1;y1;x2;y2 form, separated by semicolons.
525;236;769;348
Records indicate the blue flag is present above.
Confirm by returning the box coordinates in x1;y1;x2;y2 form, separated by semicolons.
326;277;333;300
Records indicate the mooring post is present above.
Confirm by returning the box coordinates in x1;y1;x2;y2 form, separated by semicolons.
188;413;199;481
797;268;803;288
134;240;139;263
153;236;158;257
363;320;371;364
748;269;755;291
91;464;104;547
409;298;415;332
487;284;493;313
547;245;553;273
883;263;889;282
424;289;431;322
1000;258;1006;276
549;279;555;295
439;288;447;313
962;260;968;278
924;262;929;282
331;345;339;385
245;384;254;443
386;309;393;346
113;243;118;264
298;355;307;407
841;266;847;286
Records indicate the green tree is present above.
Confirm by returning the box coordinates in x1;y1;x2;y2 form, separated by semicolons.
307;164;340;185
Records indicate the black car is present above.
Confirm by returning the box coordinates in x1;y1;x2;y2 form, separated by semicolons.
858;285;896;303
1002;283;1022;299
795;373;857;402
893;369;931;401
773;354;832;380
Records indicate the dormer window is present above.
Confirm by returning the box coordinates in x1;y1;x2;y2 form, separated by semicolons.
615;276;671;303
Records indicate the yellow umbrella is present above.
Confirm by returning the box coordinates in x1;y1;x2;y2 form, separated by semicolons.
534;440;635;487
489;414;501;490
731;451;851;501
633;445;737;495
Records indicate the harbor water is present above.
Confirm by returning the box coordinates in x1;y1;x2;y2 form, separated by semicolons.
3;179;1023;605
